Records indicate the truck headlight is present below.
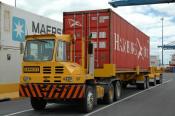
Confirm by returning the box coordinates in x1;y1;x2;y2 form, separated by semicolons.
64;77;73;82
23;76;31;82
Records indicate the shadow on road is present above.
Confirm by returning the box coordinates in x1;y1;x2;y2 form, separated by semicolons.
31;104;84;116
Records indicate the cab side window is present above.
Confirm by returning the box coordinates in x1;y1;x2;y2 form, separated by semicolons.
56;41;67;61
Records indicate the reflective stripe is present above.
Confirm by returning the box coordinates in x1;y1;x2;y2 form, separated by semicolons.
29;84;36;97
19;84;84;99
66;85;75;99
73;85;81;98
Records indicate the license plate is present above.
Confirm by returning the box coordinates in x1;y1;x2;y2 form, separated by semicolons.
23;66;40;73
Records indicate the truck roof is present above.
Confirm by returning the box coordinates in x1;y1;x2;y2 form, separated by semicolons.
25;34;72;42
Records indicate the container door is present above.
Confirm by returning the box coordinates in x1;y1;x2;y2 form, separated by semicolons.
87;11;110;68
64;13;87;67
64;10;110;69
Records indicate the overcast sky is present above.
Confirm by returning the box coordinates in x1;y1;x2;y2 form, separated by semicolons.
1;0;175;64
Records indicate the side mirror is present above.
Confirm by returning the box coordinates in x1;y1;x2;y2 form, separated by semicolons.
88;33;92;39
20;42;24;54
88;42;93;54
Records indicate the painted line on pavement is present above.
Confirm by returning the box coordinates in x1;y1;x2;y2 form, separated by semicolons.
4;109;33;116
84;79;172;116
4;104;54;116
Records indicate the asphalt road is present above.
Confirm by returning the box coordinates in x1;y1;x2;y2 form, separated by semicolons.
0;73;174;116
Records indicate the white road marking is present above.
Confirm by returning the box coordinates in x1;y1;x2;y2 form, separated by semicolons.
4;79;172;116
4;104;54;116
84;79;172;116
4;109;33;116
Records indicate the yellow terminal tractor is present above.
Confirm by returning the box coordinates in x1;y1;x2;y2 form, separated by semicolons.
19;34;118;112
19;34;163;113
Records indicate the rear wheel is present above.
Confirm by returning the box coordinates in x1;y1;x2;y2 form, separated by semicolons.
103;84;114;104
150;78;156;86
146;77;149;89
137;78;146;90
114;81;121;101
31;97;47;111
157;75;163;84
82;86;94;113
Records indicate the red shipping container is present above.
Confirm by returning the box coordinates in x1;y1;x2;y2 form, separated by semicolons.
63;9;150;71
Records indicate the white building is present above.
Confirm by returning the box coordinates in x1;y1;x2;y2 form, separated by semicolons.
0;2;62;93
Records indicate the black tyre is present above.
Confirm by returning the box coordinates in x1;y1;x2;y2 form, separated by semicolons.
150;78;156;86
83;86;94;113
146;77;150;89
137;78;146;90
157;75;163;84
103;84;114;104
93;86;97;106
122;82;128;88
114;81;121;101
31;97;47;111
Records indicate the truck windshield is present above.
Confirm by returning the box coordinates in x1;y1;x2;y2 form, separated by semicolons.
24;39;55;61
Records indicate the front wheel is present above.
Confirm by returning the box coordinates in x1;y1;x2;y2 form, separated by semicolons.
83;86;94;113
31;97;47;111
122;82;128;88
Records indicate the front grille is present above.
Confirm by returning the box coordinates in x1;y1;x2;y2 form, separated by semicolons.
54;76;61;83
55;66;64;74
43;80;50;82
43;76;50;83
43;66;51;74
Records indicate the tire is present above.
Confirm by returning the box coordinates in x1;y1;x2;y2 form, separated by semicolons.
157;75;163;84
122;82;128;88
93;86;97;106
150;78;156;86
83;86;94;113
31;97;47;111
137;78;146;90
146;77;149;89
114;81;121;101
103;84;114;104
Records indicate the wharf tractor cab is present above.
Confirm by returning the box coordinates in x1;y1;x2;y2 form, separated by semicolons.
19;34;99;112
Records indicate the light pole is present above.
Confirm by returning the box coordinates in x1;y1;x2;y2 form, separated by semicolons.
161;17;164;66
15;0;16;7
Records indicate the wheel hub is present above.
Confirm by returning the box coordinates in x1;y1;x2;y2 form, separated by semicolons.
116;83;121;98
87;92;93;110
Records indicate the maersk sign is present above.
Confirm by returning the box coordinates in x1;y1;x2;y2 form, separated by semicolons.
12;16;62;42
12;16;26;42
32;21;61;34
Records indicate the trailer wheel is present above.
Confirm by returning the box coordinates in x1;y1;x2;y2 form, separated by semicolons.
103;84;114;104
114;81;121;101
137;78;146;90
157;75;163;84
150;78;156;86
31;97;47;111
83;86;94;113
146;77;149;89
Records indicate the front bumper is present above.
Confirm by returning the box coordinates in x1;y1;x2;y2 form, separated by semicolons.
19;83;85;99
